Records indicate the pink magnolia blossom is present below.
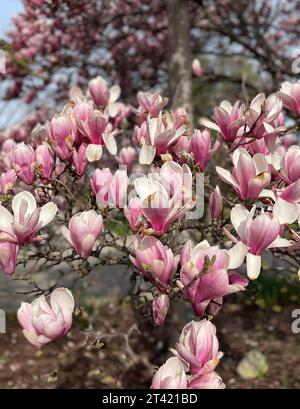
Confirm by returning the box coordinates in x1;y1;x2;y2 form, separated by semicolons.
278;81;300;115
216;147;271;200
190;129;220;171
176;319;223;375
116;146;137;170
0;191;58;245
188;371;225;389
91;168;112;206
0;169;17;194
152;294;170;326
72;144;88;176
136;113;186;165
180;240;247;316
151;357;187;389
47;115;75;161
0;241;19;274
35;143;55;181
209;185;223;219
130;236;179;288
133;161;195;235
12;143;36;185
61;210;103;259
17;287;74;349
124;197;142;232
88;76;121;117
202;100;245;142
227;204;290;279
192;58;202;77
136;91;168;120
279;145;300;184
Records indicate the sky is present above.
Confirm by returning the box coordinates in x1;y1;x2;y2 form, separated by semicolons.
0;0;23;36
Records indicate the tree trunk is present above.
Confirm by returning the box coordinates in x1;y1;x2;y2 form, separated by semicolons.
167;0;193;117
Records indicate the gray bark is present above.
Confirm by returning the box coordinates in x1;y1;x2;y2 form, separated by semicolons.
167;0;193;117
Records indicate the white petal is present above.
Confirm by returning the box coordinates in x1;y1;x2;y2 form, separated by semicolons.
109;85;121;104
268;237;291;248
230;204;250;234
12;191;36;221
216;166;239;189
246;253;261;280
86;144;103;162
103;132;117;155
228;241;249;269
0;205;14;233
139;144;156;165
253;153;268;174
258;189;276;201
273;197;300;224
134;177;159;201
199;118;220;132
39;202;58;229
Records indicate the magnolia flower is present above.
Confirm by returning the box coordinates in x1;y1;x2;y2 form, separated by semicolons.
0;169;17;194
216;147;271;200
176;320;223;375
61;210;103;259
17;287;74;348
201;100;245;142
245;93;285;145
152;294;170;326
0;191;58;244
137;113;186;165
151;357;187;389
12;143;36;185
188;371;225;389
73;103;117;161
124;197;143;232
47;115;75;161
130;236;179;288
227;204;290;279
279;145;300;184
91;168;128;208
136;91;168;119
180;240;247;316
35;143;55;181
192;58;202;77
116;146;137;170
88;76;121;117
133;161;195;235
190;129;220;171
72;144;88;176
278;81;300;115
209;186;223;219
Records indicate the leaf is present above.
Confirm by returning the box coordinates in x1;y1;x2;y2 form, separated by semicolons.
237;349;269;379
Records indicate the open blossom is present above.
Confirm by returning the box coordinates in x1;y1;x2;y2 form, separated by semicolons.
0;169;17;194
151;357;187;389
47;114;75;161
152;294;170;326
12;143;36;185
188;371;225;389
130;236;179;288
176;320;223;375
136;91;168;120
180;240;247;316
245;93;285;143
227;204;290;279
278;81;300;115
192;58;202;77
0;241;19;274
61;210;103;259
136;113;186;165
133;161;195;235
0;191;58;245
73;103;117;160
190;129;220;171
17;287;74;349
88;76;121;117
35;143;55;181
202;100;245;142
279;145;300;185
216;147;271;200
